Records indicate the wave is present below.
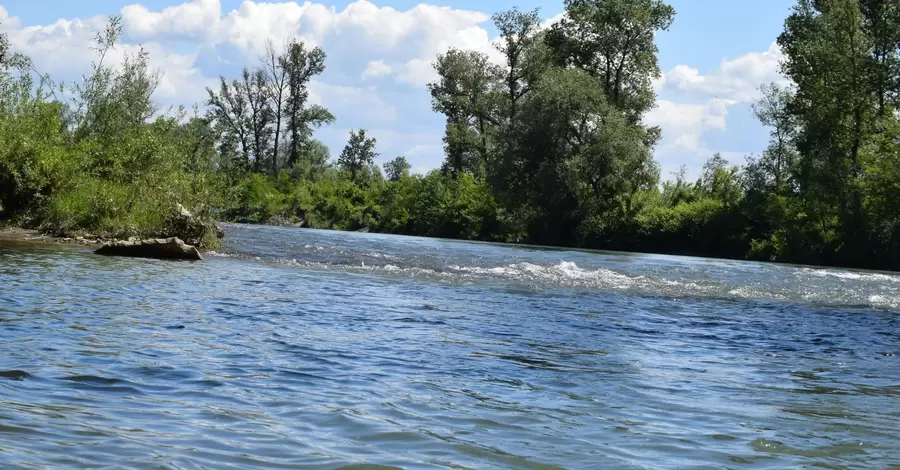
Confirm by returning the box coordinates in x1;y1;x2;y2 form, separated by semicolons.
208;250;900;310
449;261;639;289
800;268;900;283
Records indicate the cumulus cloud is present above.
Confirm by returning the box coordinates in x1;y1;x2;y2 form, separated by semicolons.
662;42;786;103
646;42;788;178
647;98;736;151
308;81;397;122
122;0;222;40
361;60;391;80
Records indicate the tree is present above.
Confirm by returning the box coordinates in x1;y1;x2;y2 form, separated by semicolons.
547;0;676;121
860;0;900;116
514;67;659;241
428;49;503;175
283;40;334;168
238;68;274;173
751;82;798;193
289;139;332;181
72;16;161;143
384;156;412;181
0;23;31;71
700;153;741;205
778;0;878;254
261;38;291;175
338;129;377;183
492;7;545;122
205;77;250;170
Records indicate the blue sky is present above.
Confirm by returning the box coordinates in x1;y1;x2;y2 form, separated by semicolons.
0;0;796;179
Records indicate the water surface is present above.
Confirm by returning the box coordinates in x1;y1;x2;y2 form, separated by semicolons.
1;223;898;469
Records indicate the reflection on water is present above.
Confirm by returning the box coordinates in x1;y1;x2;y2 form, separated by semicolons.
1;225;899;469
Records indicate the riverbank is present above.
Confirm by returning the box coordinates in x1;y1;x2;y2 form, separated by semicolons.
0;225;165;248
0;226;98;246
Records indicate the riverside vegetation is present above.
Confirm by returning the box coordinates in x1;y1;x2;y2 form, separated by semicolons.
1;0;900;270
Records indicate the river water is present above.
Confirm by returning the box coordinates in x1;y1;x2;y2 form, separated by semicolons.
1;223;898;469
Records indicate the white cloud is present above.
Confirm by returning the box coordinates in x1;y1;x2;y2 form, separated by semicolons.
361;60;391;80
647;42;789;178
4;10;213;108
308;81;397;122
395;58;437;87
647;98;735;152
662;42;786;103
122;0;222;40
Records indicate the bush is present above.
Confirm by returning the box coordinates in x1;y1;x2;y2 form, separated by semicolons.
621;198;747;258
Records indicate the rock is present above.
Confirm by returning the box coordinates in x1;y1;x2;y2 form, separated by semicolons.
164;203;218;247
266;214;294;227
94;237;203;261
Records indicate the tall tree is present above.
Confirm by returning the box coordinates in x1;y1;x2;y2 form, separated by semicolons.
751;82;799;193
778;0;876;243
860;0;900;116
547;0;676;121
206;77;250;169
383;156;412;181
283;40;334;168
428;49;503;175
261;39;290;175
492;7;544;122
338;129;377;184
238;68;274;173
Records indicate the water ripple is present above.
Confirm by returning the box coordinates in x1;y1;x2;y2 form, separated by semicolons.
1;227;899;469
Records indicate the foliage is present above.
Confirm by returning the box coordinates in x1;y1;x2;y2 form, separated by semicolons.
337;129;378;184
383;156;412;182
0;18;224;246
5;1;900;271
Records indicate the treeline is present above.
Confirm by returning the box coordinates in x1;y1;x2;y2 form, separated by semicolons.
2;0;900;271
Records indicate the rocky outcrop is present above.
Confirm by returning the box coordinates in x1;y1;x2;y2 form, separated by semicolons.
94;237;203;261
164;203;212;247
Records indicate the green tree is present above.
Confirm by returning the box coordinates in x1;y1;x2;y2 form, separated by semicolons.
383;156;412;181
290;139;332;181
239;68;274;173
751;83;798;194
860;0;900;116
778;0;881;259
428;49;503;176
492;7;544;122
547;0;676;120
338;129;378;184
283;40;334;168
206;77;251;171
699;153;741;206
72;16;161;144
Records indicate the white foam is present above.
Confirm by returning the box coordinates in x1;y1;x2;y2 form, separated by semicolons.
868;295;900;309
802;268;900;283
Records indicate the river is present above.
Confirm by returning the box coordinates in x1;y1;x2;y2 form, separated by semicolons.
1;223;898;469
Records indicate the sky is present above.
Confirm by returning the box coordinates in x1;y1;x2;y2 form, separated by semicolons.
0;0;796;179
